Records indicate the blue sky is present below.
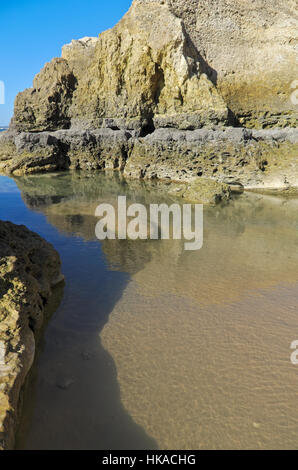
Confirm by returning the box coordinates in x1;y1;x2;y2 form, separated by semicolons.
0;0;132;126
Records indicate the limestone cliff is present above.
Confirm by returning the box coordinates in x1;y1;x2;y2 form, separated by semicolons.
167;0;298;128
67;0;228;132
11;0;298;132
0;222;63;450
2;0;298;189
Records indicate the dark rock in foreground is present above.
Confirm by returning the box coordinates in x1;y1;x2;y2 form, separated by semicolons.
0;221;63;450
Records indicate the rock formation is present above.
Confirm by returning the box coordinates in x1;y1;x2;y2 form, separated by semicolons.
167;0;298;128
0;0;297;191
11;0;229;133
11;0;298;132
1;127;297;191
12;59;77;132
0;222;63;450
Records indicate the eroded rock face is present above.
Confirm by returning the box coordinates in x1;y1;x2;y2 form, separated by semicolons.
68;0;228;132
11;0;298;132
166;0;298;128
11;0;229;133
0;222;63;450
62;37;99;80
0;129;130;175
3;0;298;191
12;58;77;132
1;128;297;190
125;128;298;190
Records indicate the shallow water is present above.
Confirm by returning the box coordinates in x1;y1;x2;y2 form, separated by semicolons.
0;171;298;449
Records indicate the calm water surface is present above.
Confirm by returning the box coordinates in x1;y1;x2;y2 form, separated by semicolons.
0;172;298;449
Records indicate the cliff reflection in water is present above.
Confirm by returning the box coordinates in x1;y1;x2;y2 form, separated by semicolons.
16;171;298;299
14;171;298;449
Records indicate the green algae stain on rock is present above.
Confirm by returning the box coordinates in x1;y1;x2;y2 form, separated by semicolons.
176;178;231;205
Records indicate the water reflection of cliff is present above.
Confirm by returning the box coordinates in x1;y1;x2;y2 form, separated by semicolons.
15;171;298;303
